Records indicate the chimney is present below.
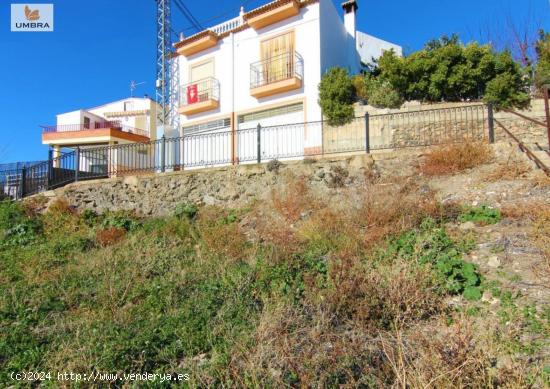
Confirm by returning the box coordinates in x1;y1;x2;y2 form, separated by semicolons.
341;0;358;40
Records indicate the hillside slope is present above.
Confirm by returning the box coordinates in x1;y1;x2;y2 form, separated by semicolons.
1;141;549;388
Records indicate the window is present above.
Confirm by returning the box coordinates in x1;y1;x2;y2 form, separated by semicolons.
189;59;215;103
182;118;230;135
190;59;214;82
261;31;294;83
83;116;90;129
238;103;303;124
124;101;134;111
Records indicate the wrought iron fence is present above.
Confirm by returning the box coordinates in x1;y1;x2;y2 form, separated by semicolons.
18;103;497;198
250;51;304;89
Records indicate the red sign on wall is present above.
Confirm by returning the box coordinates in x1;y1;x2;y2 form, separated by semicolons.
187;84;198;104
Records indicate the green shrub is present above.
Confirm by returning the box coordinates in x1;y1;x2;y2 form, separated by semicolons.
371;35;530;109
102;211;141;232
318;67;356;126
351;74;368;102
2;219;42;247
458;205;501;225
174;202;198;220
81;209;100;227
385;218;482;298
0;200;26;231
0;201;42;246
365;77;404;108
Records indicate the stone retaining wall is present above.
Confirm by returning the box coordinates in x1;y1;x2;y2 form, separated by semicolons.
47;154;380;216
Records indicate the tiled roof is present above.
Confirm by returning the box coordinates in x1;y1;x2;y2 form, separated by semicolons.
173;0;318;49
243;0;298;20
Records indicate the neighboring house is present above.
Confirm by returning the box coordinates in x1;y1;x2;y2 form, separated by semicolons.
173;0;401;158
356;31;403;67
41;97;158;160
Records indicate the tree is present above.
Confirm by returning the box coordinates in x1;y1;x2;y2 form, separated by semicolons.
366;35;530;109
318;67;355;125
535;30;550;90
483;51;530;109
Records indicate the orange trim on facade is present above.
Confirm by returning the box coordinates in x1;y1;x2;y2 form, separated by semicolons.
250;76;302;98
42;128;150;144
176;31;219;57
245;0;300;30
178;99;219;116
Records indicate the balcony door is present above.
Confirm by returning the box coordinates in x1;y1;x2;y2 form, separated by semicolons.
261;31;294;85
189;59;214;103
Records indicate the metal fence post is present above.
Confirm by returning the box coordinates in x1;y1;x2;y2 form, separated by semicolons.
20;167;26;198
487;103;495;144
75;147;80;182
257;123;261;164
161;135;166;173
47;148;53;189
365;112;370;153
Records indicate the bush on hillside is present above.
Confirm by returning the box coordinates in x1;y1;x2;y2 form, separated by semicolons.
420;142;493;176
364;76;404;108
318;67;356;125
367;35;530;109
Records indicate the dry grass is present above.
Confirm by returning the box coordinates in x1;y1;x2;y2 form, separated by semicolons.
485;153;532;182
502;202;550;276
420;142;493;176
195;206;251;262
96;227;126;247
270;176;319;223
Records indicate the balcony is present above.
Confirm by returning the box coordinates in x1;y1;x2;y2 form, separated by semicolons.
250;51;303;98
178;77;220;116
41;120;150;145
244;0;300;30
175;30;219;57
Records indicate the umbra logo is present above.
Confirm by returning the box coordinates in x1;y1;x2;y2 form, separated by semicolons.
24;5;40;21
11;4;54;32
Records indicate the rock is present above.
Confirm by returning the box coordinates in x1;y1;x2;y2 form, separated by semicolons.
459;221;476;231
487;255;501;268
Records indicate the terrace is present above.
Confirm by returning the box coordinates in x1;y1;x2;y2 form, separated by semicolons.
41;120;150;146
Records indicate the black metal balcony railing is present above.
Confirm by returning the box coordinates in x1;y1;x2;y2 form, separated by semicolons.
41;121;150;138
179;77;220;106
250;51;303;89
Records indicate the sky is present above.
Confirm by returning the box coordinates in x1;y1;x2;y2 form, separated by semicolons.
0;0;549;163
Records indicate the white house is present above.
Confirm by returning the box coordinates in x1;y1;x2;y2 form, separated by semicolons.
172;0;401;163
42;97;158;157
41;97;158;173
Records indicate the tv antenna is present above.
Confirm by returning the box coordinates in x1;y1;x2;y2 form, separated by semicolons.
130;80;146;97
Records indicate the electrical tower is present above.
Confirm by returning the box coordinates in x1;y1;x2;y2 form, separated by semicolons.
157;0;202;137
156;0;171;134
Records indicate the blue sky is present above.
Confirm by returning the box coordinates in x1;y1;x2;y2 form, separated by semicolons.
1;0;549;163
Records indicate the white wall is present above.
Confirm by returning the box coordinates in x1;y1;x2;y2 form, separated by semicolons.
176;2;322;135
356;31;403;67
88;97;154;135
319;0;349;74
56;110;103;127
